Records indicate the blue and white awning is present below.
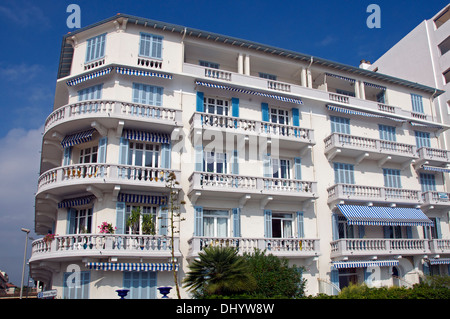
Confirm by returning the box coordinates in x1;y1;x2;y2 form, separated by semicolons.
123;129;170;144
332;259;399;269
429;258;450;265
58;195;96;208
326;104;405;122
115;67;173;79
86;262;178;271
409;121;443;130
61;128;96;148
422;165;450;173
325;73;355;83
195;80;303;105
66;67;113;86
363;82;386;90
337;204;434;227
118;193;167;205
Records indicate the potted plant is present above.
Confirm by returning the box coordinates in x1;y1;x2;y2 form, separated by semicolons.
98;222;116;234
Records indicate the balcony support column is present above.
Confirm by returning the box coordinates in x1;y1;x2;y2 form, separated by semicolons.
237;53;244;74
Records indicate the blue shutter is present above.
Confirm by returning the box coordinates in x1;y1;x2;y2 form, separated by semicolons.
159;206;168;235
261;103;269;122
232;208;241;237
264;210;272;238
358;225;365;238
67;208;76;234
63;147;72;166
119;137;129;164
196;92;204;112
297;211;304;238
292;108;299;126
195;145;203;171
384;226;391;239
231;150;239;175
332;214;339;240
98;137;107;162
194;206;203;236
294;157;302;180
406;226;413;239
116;202;125;234
364;267;371;284
231;98;239;117
330;268;339;293
161;143;171;169
435;217;442;239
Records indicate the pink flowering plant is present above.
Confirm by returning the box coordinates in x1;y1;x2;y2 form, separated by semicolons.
43;233;56;243
98;222;116;234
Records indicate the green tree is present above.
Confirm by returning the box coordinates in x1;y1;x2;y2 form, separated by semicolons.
183;245;256;297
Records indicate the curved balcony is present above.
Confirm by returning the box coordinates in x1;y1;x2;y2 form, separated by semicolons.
416;147;450;167
30;234;181;263
187;236;320;258
37;163;180;197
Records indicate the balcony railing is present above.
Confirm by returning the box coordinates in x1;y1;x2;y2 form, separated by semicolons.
417;147;450;166
44;100;182;134
37;163;180;193
30;234;180;261
190;112;315;145
188;236;320;258
327;183;422;205
331;238;450;258
422;191;450;208
189;172;317;198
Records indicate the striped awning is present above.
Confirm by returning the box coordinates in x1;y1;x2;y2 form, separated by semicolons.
66;67;113;86
409;121;443;130
86;262;178;271
363;82;386;90
325;72;356;83
422;165;450;173
332;259;399;269
195;80;303;105
118;193;167;205
123;129;170;144
115;66;172;79
429;258;450;265
326;104;404;123
61;129;96;148
58;195;96;208
337;204;434;227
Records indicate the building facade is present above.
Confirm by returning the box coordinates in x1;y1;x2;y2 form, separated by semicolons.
29;14;450;299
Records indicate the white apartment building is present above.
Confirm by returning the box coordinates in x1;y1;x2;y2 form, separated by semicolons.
29;13;450;299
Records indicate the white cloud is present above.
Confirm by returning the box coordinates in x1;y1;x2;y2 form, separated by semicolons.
0;1;50;29
0;126;43;285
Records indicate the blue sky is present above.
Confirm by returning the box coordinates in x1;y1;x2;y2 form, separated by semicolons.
0;0;447;287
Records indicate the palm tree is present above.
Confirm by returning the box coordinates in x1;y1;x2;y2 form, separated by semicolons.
183;245;256;296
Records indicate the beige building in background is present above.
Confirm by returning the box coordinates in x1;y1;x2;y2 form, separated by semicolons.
29;13;450;299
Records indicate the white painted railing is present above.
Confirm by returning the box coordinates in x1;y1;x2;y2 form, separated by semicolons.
204;67;232;81
188;236;320;257
31;234;179;259
417;147;450;163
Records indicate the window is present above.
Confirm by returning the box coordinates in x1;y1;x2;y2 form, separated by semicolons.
415;131;431;149
411;94;424;113
434;7;450;29
334;163;355;184
270;107;289;125
443;68;450;84
79;146;98;164
336;89;355;97
199;60;219;69
139;33;163;59
330;116;350;134
338;215;355;239
85;33;106;63
259;72;277;81
78;84;103;101
384;226;404;239
74;208;93;234
125;205;157;235
383;168;401;188
128;142;160;168
133;83;163;106
272;213;293;238
123;271;157;299
438;36;450;56
272;158;291;179
204;97;229;115
203;210;229;237
63;271;90;299
379;125;396;141
420;173;436;192
205;151;227;174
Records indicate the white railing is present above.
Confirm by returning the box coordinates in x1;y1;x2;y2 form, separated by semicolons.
204;67;232;81
324;132;417;157
188;236;320;257
417;147;450;163
267;80;291;92
189;172;317;197
31;234;179;259
44;100;181;133
329;93;349;104
190;112;314;143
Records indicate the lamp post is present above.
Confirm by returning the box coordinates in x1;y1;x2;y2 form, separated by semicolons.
20;228;30;299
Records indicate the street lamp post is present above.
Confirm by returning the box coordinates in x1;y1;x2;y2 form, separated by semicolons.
20;228;30;300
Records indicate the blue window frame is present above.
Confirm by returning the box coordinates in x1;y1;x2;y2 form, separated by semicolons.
334;162;355;184
415;131;431;148
85;33;106;63
123;271;157;299
259;72;277;81
411;93;424;113
78;84;103;101
199;60;219;69
420;173;436;192
379;125;396;141
63;271;90;299
336;89;355;97
330;116;350;134
132;83;163;106
383;168;401;188
139;33;163;59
